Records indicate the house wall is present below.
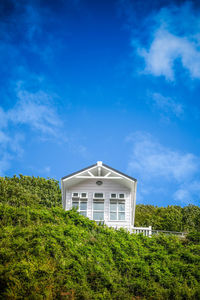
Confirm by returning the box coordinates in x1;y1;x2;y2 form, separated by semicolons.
64;178;133;228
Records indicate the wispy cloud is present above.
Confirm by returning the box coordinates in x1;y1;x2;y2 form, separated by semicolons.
8;87;62;136
0;80;63;175
0;131;24;176
139;28;200;80
174;181;200;205
149;92;184;119
127;132;200;204
123;1;200;81
0;153;12;176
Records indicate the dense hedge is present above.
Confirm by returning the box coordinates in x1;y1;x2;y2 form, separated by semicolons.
0;175;61;208
0;175;200;299
135;204;200;232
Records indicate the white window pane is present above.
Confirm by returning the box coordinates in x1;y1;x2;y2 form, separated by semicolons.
93;202;104;210
80;211;87;217
93;212;104;220
119;194;125;198
94;193;103;198
80;201;87;210
110;202;117;211
81;193;87;198
72;201;79;208
110;212;117;220
119;212;125;220
118;202;125;211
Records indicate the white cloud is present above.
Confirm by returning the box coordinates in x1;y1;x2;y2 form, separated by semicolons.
0;131;10;147
0;153;12;176
174;181;200;204
127;132;198;182
0;83;63;175
150;92;184;118
128;2;200;81
127;132;200;203
0;107;8;128
0;131;24;176
8;88;62;136
138;28;200;80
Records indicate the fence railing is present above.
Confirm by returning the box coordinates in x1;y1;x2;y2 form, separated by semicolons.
110;225;187;238
132;226;152;237
151;229;187;237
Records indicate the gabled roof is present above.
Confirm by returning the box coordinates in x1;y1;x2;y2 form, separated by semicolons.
102;163;137;182
61;163;96;180
61;161;137;182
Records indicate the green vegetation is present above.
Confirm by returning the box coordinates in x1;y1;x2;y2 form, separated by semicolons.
135;204;200;232
0;175;200;299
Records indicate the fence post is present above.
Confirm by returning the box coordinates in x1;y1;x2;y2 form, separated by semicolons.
149;226;152;237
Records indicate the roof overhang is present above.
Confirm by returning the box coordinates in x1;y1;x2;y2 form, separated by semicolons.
61;161;137;191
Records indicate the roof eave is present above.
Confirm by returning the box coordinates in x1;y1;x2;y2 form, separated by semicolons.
61;162;137;182
61;163;96;180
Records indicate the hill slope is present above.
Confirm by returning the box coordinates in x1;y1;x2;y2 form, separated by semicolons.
0;175;200;299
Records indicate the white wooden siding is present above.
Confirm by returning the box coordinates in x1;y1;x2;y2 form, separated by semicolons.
65;179;132;227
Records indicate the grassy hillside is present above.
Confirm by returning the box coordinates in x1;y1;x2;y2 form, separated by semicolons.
0;175;200;299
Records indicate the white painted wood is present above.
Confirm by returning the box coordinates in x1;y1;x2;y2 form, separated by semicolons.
132;226;152;237
61;162;137;230
88;171;94;177
75;176;123;179
104;172;111;177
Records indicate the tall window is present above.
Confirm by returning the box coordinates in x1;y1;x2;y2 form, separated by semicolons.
110;200;125;221
72;199;87;216
93;201;104;221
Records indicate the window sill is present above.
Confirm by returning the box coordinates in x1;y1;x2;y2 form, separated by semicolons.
108;220;127;222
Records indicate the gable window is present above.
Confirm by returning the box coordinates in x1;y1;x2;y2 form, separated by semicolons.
110;200;125;221
93;200;104;221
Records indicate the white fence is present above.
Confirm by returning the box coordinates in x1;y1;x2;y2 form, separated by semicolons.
132;227;187;237
110;225;187;238
131;226;152;237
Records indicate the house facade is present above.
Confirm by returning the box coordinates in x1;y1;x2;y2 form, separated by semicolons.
61;161;138;230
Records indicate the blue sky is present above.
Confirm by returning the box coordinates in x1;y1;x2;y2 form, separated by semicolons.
1;0;200;207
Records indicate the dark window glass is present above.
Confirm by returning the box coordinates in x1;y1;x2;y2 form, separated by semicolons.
119;193;125;199
94;193;104;198
111;193;117;198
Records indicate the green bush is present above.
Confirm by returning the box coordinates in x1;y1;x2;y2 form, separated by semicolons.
0;175;200;299
135;204;200;232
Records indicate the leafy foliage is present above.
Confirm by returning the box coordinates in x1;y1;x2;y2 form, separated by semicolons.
135;204;200;232
0;175;61;208
0;175;200;299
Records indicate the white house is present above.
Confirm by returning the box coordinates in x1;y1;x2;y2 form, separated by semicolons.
61;161;151;235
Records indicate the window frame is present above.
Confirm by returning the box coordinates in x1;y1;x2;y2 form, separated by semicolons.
71;193;88;217
93;192;104;199
118;193;125;199
80;192;88;198
109;198;125;221
72;192;80;198
110;193;117;199
93;200;104;221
